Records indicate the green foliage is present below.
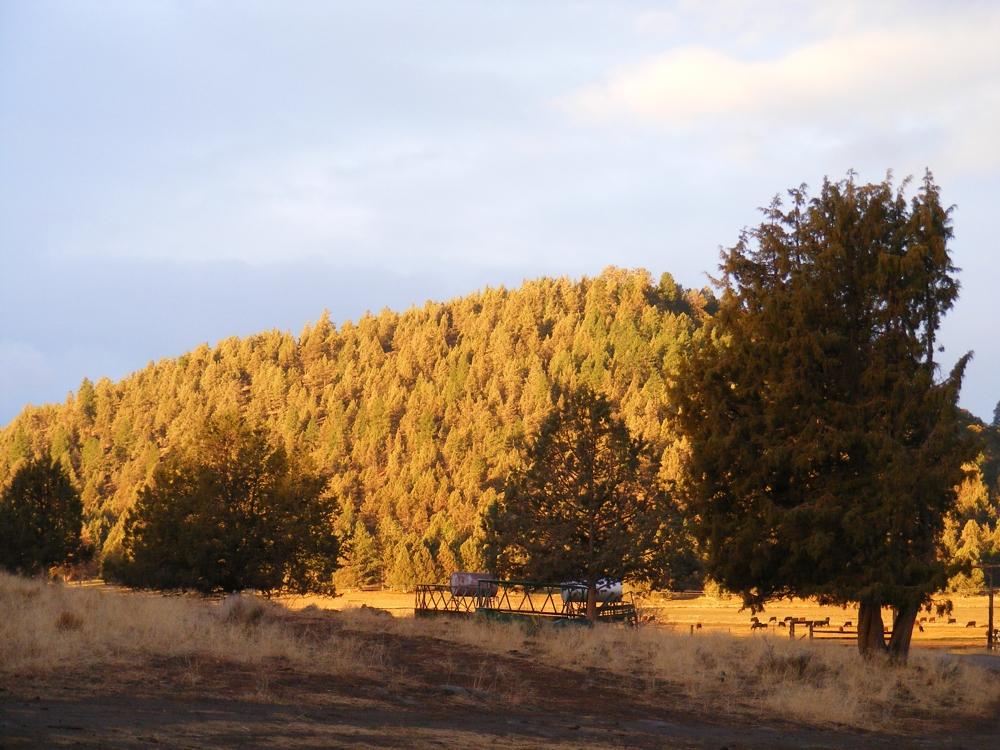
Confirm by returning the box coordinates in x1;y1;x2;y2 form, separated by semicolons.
487;385;694;604
0;268;706;585
674;173;976;658
0;455;86;575
116;412;339;595
943;424;1000;590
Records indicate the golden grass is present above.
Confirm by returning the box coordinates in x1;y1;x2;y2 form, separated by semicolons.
3;573;997;734
0;572;365;677
527;624;1000;730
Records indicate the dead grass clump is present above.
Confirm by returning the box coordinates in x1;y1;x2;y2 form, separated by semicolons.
56;611;84;632
0;571;366;678
219;593;273;626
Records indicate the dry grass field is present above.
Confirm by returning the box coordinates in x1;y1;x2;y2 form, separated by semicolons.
287;587;999;648
3;573;1000;748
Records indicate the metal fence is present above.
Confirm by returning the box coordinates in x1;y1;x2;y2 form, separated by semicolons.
413;578;638;625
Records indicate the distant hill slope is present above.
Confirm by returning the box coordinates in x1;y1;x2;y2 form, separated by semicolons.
0;267;716;587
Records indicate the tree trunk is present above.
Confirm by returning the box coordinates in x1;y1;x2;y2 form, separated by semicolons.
586;580;597;623
857;597;887;657
887;600;920;664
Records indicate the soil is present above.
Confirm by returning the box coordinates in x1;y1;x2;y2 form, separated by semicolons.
2;611;999;749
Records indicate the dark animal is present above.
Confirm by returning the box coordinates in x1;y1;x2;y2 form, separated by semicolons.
967;621;976;628
948;618;957;624
844;621;852;627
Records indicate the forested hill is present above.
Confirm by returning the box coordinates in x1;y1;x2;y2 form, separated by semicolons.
0;267;717;587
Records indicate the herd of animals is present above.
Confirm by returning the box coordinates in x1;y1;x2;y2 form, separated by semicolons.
745;615;983;632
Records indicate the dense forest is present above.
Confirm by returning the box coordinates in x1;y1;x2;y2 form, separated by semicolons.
1;266;997;591
0;268;710;588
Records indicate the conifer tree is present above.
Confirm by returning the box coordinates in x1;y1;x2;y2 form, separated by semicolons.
488;385;693;621
674;173;976;662
0;456;86;575
119;412;339;594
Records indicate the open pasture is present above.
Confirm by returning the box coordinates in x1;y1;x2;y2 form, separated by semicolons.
284;586;997;648
4;574;1000;748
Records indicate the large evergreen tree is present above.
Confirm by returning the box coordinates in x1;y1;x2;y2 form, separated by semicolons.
487;386;693;621
674;173;976;662
118;412;339;594
0;456;86;575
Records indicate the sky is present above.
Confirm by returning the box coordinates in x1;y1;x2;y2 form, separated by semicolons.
2;0;999;425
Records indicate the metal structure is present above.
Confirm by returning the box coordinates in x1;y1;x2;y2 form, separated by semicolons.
414;578;638;625
413;584;479;617
973;563;998;650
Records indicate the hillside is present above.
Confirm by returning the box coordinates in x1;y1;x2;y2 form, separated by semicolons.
0;267;716;587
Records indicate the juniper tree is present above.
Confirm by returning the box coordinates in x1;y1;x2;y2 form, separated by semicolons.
487;386;693;621
0;456;86;575
119;412;339;595
674;172;975;662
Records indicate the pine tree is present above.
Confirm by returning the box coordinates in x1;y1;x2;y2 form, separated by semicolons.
0;455;86;574
487;385;693;621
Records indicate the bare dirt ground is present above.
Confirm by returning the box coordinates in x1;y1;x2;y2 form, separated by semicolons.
3;600;999;750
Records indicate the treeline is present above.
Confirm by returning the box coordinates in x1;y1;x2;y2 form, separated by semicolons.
0;268;718;589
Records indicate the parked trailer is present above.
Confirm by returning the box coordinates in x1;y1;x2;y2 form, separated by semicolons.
559;579;623;603
450;572;497;597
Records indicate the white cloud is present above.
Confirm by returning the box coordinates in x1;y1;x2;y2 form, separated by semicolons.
563;9;1000;170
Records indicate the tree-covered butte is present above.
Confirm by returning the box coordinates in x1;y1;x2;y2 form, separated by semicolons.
0;268;714;588
487;385;694;620
115;412;339;595
674;173;977;662
0;455;87;575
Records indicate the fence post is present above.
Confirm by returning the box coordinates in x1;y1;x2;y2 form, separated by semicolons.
989;568;995;651
808;622;814;640
789;621;795;638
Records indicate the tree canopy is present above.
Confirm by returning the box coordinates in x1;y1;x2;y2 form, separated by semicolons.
0;455;86;575
116;412;338;594
487;385;694;620
674;173;977;661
